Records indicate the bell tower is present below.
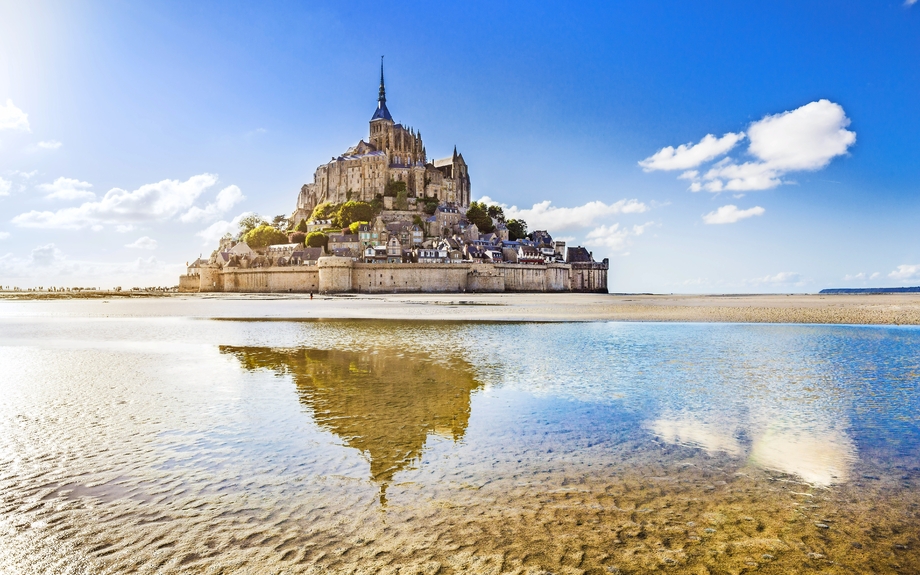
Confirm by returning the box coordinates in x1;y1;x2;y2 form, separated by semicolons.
369;56;394;150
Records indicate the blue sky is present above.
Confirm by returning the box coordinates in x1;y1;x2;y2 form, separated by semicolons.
1;1;918;292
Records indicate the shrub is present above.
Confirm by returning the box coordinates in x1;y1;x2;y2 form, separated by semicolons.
395;189;408;210
384;180;406;198
289;232;306;245
295;219;309;232
306;231;329;250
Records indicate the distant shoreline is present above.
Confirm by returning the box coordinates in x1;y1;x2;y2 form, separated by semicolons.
2;292;919;325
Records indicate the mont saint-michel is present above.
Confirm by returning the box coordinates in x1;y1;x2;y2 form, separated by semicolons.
179;63;607;294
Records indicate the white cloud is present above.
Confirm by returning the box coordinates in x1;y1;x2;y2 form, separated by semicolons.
0;177;11;196
583;223;630;251
906;0;917;6
583;221;653;252
180;185;245;223
38;140;62;150
644;100;856;192
37;177;95;201
0;99;30;132
31;243;64;267
0;244;183;289
125;236;157;250
639;132;745;172
12;173;219;230
748;272;803;285
0;232;9;240
196;211;254;245
702;204;765;224
116;224;135;233
747;100;856;171
889;264;920;281
12;170;38;179
477;196;648;231
844;272;867;281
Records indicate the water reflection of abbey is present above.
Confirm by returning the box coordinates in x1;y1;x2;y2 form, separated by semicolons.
221;345;481;502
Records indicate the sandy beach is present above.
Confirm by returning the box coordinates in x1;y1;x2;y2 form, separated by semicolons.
2;291;920;325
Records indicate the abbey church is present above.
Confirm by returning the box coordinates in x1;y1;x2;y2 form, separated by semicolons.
292;62;471;223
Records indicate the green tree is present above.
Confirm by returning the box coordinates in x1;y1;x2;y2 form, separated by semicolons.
384;180;406;198
272;214;291;229
465;201;494;233
238;214;267;238
295;219;309;233
412;214;424;227
243;225;290;250
507;218;528;241
422;198;439;215
306;231;329;250
337;201;375;227
395;189;408;210
348;220;369;234
289;231;306;245
486;205;505;223
370;194;384;214
310;202;340;222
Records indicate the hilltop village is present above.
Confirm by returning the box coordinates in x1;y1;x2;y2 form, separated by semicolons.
180;64;607;294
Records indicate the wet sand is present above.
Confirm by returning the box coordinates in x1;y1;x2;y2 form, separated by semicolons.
2;291;920;325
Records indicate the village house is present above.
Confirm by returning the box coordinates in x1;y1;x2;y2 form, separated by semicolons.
328;233;361;255
386;236;404;263
267;243;301;258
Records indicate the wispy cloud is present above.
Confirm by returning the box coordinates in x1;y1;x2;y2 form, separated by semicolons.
702;204;765;224
196;211;255;245
13;173;222;230
0;177;11;197
583;222;653;252
641;100;856;192
843;272;880;281
180;185;245;223
0;99;30;132
38;177;95;201
746;271;804;286
639;132;745;172
38;140;62;150
477;196;648;231
889;264;920;281
0;244;182;288
125;236;157;250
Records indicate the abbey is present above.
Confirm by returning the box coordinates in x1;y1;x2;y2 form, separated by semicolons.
292;61;471;224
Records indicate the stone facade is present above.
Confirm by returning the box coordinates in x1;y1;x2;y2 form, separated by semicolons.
292;62;471;224
179;258;609;294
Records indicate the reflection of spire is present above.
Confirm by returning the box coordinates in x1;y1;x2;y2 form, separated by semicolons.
221;343;481;506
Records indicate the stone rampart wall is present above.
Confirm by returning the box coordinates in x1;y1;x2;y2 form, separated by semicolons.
188;258;607;294
351;262;472;293
178;274;199;293
219;267;320;293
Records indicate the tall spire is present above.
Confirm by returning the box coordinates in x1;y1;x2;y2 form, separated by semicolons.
371;56;393;122
378;56;386;104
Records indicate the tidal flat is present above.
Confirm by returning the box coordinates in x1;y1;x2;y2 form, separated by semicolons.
1;301;919;574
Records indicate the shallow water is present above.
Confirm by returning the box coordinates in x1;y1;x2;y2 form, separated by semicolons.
1;317;919;574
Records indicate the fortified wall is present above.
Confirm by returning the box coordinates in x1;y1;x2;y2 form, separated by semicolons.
180;257;608;294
